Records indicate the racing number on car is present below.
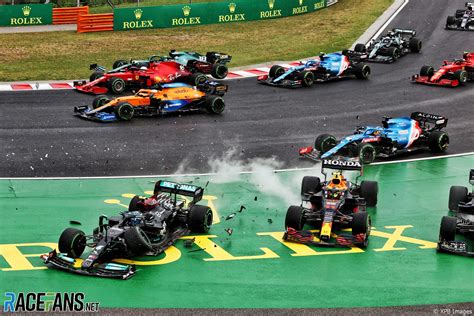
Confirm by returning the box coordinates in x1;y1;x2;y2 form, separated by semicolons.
198;56;207;62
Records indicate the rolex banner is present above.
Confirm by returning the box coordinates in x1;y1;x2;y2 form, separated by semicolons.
114;0;332;31
0;4;52;27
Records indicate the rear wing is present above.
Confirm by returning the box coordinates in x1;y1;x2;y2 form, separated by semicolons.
410;112;448;129
206;52;232;64
341;49;367;62
466;2;474;7
392;28;416;36
321;159;362;172
197;81;228;95
154;180;203;204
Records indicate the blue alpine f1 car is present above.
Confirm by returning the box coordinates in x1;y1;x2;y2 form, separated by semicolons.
169;50;232;79
257;50;370;88
299;112;449;164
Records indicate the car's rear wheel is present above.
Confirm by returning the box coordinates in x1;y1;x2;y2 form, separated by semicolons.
409;38;422;53
354;43;367;53
188;205;213;233
58;227;86;258
113;59;128;69
205;96;225;114
420;65;434;77
301;176;321;196
189;73;208;86
114;102;134;121
356;143;376;164
124;227;152;255
360;180;378;207
211;63;228;79
90;71;104;82
453;70;468;85
107;77;126;94
269;65;285;78
285;206;305;230
428;131;449;152
351;212;371;248
298;70;314;87
128;195;142;212
439;216;457;242
353;64;371;79
92;95;110;109
448;185;469;211
314;134;337;153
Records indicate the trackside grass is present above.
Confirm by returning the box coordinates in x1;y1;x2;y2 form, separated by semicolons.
0;0;392;81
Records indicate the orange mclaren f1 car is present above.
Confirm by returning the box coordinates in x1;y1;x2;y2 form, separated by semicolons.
74;81;227;122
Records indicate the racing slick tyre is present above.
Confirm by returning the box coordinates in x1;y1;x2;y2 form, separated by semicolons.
385;47;399;61
189;73;208;86
89;71;104;82
428;131;449;153
439;216;457;242
114;102;134;121
124;226;153;255
298;70;314;87
446;16;456;28
360;181;378;207
58;227;86;258
314;134;337;153
448;186;469;211
269;65;285;78
356;143;376;164
129;195;142;212
420;66;434;77
205;96;225;114
351;212;371;248
354;43;367;53
211;63;228;79
108;77;127;94
453;70;468;85
409;38;422;53
353;64;371;79
285;206;305;230
301;176;321;196
92;95;111;109
188;205;213;233
113;59;128;69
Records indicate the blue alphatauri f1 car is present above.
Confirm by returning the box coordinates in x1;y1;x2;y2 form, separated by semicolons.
299;112;449;164
257;50;370;88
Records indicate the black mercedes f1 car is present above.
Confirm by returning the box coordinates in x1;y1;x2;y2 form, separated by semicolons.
437;169;474;257
283;159;378;248
41;180;213;279
354;28;422;63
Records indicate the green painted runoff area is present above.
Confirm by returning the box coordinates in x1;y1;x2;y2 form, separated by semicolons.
0;155;473;308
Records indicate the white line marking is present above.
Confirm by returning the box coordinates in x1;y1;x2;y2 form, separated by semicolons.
0;85;13;91
36;83;53;90
255;67;271;72
229;70;258;77
370;0;410;42
1;152;472;180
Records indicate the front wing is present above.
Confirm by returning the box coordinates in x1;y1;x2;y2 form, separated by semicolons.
41;250;136;280
437;240;474;257
282;227;366;248
257;75;302;88
74;106;118;122
411;75;460;87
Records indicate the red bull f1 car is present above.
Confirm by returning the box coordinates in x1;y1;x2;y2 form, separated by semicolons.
283;159;377;248
41;180;213;279
299;112;449;164
438;170;474;257
412;52;474;87
257;50;370;88
74;55;209;95
446;2;474;31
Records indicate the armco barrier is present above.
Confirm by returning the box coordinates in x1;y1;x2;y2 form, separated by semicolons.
77;13;114;33
53;6;89;25
0;4;52;26
114;0;336;31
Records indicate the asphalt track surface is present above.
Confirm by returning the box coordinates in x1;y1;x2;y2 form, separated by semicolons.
1;0;474;178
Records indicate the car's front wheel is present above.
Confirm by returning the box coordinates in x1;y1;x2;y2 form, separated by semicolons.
58;227;86;258
285;206;305;230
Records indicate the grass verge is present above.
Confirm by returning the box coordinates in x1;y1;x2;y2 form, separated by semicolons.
0;0;393;81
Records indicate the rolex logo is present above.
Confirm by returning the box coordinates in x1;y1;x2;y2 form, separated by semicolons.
298;0;303;5
182;5;191;17
134;9;142;20
22;5;31;17
268;0;275;9
228;3;236;13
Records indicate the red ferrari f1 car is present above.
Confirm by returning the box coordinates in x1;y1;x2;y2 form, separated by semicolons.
74;56;210;95
412;52;474;87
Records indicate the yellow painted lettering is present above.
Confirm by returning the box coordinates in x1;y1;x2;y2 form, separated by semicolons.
114;246;181;265
0;243;56;271
372;225;437;252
